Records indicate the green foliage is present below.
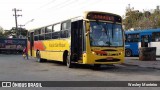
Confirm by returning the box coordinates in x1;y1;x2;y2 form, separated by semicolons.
10;27;28;38
0;26;5;38
123;6;160;30
0;26;28;38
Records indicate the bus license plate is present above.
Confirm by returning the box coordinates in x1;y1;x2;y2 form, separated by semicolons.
107;57;113;60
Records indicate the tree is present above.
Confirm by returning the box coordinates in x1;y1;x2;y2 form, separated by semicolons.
123;5;160;30
0;26;4;38
9;27;28;38
0;26;3;32
18;28;28;37
123;5;143;30
0;27;27;38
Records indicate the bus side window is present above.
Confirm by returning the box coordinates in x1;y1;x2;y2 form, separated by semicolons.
60;21;71;38
41;28;45;34
34;29;39;35
54;23;61;32
134;34;139;42
45;26;53;33
34;35;39;41
60;30;68;38
45;33;52;40
52;23;61;39
45;26;52;40
52;32;60;39
39;34;45;40
38;29;41;34
127;34;139;42
152;32;160;42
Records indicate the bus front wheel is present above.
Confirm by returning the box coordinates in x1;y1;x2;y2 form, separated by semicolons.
67;55;74;68
125;49;132;57
94;64;101;68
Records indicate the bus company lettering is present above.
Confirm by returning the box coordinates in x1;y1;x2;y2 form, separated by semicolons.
49;43;65;47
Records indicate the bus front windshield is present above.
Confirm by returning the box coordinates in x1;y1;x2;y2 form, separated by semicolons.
89;21;123;47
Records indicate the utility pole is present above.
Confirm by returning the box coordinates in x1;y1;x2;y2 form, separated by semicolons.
17;19;34;39
12;8;22;38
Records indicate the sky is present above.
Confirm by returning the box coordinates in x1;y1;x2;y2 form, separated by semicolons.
0;0;159;30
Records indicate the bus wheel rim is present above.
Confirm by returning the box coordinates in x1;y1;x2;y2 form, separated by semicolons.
126;50;131;56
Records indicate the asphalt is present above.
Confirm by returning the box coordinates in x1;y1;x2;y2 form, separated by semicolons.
123;57;160;70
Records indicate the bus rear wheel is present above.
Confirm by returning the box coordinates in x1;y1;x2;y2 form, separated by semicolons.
125;49;132;57
67;55;74;68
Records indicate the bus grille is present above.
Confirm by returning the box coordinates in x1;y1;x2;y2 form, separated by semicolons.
96;53;120;56
95;59;120;62
108;53;120;56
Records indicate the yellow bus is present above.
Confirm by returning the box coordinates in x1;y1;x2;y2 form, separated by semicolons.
27;11;125;68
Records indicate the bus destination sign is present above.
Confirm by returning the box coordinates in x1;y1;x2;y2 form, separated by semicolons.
87;12;121;23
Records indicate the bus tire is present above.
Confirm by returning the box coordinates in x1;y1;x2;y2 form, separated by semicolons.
63;51;68;65
67;55;74;68
36;51;43;63
125;49;132;57
94;64;101;68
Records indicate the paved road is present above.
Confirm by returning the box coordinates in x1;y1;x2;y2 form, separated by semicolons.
125;57;160;69
0;54;160;90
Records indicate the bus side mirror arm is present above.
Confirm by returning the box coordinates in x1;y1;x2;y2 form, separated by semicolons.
85;31;90;36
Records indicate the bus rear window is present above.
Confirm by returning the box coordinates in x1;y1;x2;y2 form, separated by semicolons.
152;32;160;42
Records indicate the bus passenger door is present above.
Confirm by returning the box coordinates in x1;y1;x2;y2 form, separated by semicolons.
30;32;34;56
71;20;84;62
141;35;149;47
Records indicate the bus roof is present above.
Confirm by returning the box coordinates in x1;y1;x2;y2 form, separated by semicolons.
125;28;160;34
29;11;122;32
29;16;83;32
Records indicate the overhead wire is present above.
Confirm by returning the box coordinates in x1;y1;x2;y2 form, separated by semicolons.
30;0;77;21
29;0;57;15
47;0;75;11
30;0;72;18
23;0;57;24
46;0;98;17
37;0;57;10
48;0;102;21
27;0;104;28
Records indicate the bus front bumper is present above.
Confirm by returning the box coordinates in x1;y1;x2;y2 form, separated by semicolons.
82;52;124;65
